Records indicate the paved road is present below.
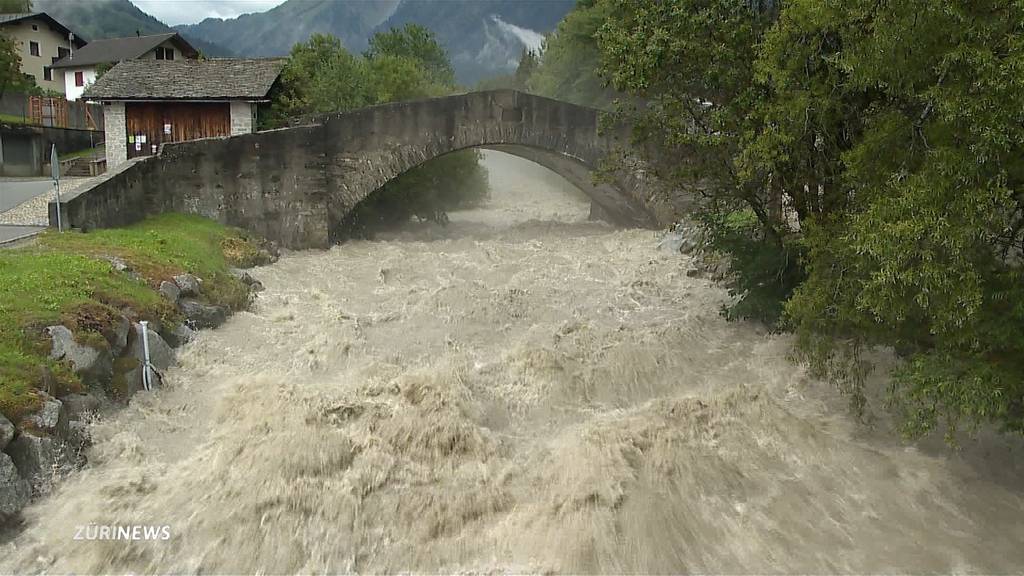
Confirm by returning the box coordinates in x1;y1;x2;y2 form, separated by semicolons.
0;224;44;245
0;178;53;212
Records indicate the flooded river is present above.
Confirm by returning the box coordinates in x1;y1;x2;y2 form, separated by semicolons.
4;151;1023;573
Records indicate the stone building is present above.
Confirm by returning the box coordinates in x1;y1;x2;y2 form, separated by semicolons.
50;32;199;101
0;12;85;96
83;58;285;168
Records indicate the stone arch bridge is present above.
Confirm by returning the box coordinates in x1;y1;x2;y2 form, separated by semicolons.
52;90;684;249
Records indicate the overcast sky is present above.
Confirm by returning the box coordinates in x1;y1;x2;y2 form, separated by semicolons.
130;0;288;26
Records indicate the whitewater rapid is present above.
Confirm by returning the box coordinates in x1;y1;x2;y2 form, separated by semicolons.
4;150;1023;573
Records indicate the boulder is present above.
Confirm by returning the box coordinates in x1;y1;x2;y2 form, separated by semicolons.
105;315;132;357
120;323;176;394
66;420;91;449
0;415;13;451
128;323;176;372
60;393;102;422
158;280;181;303
38;365;58;397
0;453;31;519
104;256;141;282
173;273;202;297
163;323;197;348
104;256;131;273
178;299;228;329
230;269;264;292
25;395;66;437
48;325;113;387
6;432;59;495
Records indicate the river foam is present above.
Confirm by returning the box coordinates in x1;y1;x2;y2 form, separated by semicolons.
4;150;1023;573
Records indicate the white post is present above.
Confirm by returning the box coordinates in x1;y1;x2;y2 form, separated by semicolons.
53;180;62;232
139;321;153;391
50;144;63;232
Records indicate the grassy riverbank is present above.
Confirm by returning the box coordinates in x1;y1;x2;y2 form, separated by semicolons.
0;214;265;423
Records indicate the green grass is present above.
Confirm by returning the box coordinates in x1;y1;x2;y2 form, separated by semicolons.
0;113;28;125
0;213;261;423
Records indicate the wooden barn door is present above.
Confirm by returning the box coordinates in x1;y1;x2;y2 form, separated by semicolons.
125;102;231;160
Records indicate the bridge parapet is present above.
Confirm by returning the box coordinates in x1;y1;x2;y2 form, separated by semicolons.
50;90;685;248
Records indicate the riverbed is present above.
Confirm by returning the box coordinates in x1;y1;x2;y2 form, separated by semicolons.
4;151;1023;573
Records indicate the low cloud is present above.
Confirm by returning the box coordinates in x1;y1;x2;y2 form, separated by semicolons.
130;0;288;26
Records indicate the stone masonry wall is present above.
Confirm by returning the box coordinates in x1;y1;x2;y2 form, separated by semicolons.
53;90;680;249
104;102;127;168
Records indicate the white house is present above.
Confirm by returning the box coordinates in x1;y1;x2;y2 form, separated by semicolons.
0;12;85;96
49;32;199;101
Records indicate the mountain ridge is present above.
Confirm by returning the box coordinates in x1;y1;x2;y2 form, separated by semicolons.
33;0;235;57
175;0;575;84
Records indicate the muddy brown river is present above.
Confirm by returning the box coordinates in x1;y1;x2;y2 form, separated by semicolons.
4;151;1023;573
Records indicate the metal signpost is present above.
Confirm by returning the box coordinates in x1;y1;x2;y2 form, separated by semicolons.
50;144;62;232
139;321;154;391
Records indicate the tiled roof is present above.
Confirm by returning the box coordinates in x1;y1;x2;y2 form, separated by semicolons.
83;58;286;101
51;33;197;69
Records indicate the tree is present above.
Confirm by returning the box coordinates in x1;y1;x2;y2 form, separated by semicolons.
769;0;1024;439
0;0;32;13
528;0;615;108
0;32;32;99
267;30;489;239
597;0;1024;440
264;33;372;124
365;24;455;88
597;0;798;326
367;54;446;103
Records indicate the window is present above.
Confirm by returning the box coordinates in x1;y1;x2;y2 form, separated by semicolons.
58;47;70;59
75;71;84;87
31;24;37;31
29;41;39;57
154;47;176;61
43;66;51;81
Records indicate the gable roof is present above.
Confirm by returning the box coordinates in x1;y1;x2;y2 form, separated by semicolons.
83;58;286;101
0;12;87;46
50;32;198;69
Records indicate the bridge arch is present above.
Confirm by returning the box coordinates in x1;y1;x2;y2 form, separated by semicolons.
53;90;673;249
317;91;657;235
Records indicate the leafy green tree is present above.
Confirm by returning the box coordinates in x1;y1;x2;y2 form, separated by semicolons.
0;0;32;13
265;33;372;124
597;0;797;325
769;0;1024;438
365;23;455;88
528;0;615;108
599;0;1024;440
0;0;32;98
367;54;446;103
268;30;488;239
475;49;538;92
0;32;32;98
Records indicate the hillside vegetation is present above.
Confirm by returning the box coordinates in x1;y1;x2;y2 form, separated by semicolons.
30;0;233;56
535;0;1023;442
0;215;259;423
176;0;573;84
